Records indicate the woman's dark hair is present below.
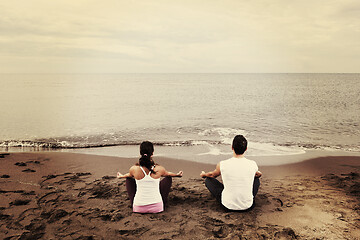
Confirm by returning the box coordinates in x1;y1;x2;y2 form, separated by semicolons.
232;135;247;155
139;141;156;173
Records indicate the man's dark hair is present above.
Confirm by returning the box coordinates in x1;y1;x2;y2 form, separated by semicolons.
232;135;247;155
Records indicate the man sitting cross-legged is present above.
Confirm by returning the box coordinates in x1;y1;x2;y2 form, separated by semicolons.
200;135;262;211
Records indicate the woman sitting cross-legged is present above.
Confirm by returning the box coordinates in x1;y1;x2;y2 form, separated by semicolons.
117;141;183;213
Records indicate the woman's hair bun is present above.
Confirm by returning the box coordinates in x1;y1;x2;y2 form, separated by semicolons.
139;141;156;174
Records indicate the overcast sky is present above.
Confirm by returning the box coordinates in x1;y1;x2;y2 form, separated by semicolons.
0;0;359;73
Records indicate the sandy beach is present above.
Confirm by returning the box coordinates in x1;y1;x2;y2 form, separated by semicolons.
0;152;359;239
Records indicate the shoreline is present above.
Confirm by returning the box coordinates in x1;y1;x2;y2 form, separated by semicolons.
0;152;359;239
2;146;360;166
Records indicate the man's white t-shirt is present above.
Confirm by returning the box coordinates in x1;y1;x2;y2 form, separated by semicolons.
220;157;258;210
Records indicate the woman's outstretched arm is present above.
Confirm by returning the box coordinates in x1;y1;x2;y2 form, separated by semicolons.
164;170;183;177
117;166;136;179
158;166;183;177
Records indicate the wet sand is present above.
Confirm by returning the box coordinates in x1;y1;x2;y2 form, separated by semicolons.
0;152;359;239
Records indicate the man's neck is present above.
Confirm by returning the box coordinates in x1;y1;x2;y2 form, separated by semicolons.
233;153;245;158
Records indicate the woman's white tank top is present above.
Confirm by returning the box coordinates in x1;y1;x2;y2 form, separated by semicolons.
133;166;162;206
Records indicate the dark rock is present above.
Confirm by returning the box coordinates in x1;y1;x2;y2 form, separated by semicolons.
0;174;10;178
100;214;112;221
0;153;10;158
102;175;116;180
0;213;11;220
341;172;359;179
10;199;31;206
15;162;27;166
43;174;57;179
76;172;92;177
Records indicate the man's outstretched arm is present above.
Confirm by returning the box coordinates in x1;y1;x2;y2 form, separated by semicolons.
200;163;221;178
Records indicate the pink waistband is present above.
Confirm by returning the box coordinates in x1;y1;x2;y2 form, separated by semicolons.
133;202;163;213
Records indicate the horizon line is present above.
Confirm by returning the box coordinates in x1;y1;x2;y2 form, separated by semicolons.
0;72;359;75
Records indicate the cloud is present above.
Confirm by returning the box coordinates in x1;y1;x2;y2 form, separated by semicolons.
0;0;359;73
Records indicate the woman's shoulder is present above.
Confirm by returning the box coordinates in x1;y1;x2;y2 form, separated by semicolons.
154;164;165;172
130;165;141;171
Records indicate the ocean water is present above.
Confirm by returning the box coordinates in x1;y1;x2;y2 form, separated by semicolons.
1;73;359;162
